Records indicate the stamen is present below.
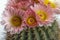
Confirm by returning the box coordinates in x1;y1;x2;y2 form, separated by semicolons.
32;0;39;3
10;16;22;27
44;0;56;8
37;10;47;21
26;16;37;26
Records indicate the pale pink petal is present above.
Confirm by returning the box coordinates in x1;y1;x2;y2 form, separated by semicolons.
30;4;55;26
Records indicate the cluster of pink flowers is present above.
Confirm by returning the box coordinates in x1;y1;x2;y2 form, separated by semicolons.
2;0;60;34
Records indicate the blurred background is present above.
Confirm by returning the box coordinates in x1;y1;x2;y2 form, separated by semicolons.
0;0;60;40
0;0;8;40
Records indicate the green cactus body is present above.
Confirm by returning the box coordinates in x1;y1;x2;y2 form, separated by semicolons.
6;21;59;40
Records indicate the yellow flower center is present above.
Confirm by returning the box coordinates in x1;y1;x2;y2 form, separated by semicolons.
36;10;47;21
10;16;22;27
44;0;56;8
27;16;37;26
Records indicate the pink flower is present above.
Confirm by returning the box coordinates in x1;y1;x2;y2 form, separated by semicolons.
24;8;38;28
7;0;32;11
30;4;55;26
16;1;31;10
2;6;25;34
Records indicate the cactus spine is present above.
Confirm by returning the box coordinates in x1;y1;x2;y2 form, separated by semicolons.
6;21;59;40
